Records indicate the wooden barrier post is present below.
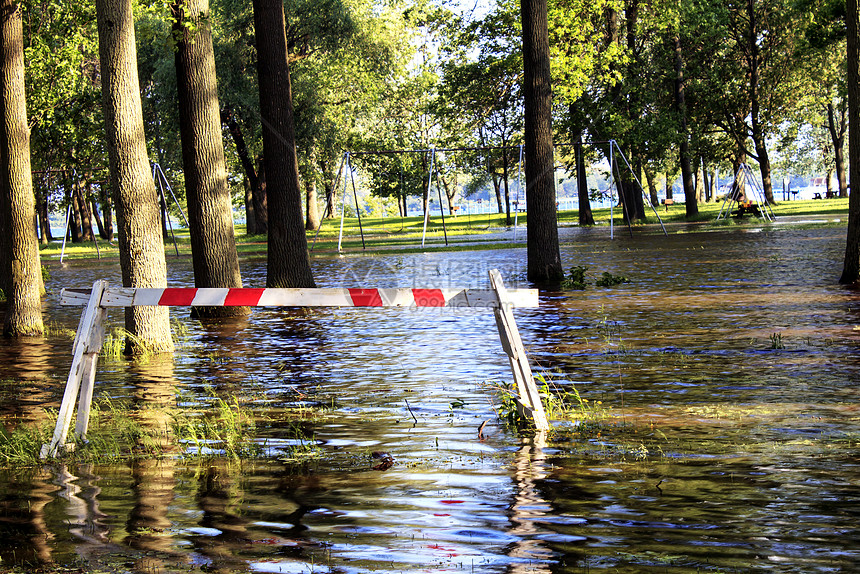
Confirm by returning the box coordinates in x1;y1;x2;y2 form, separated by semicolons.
489;270;549;431
40;280;108;459
42;271;548;458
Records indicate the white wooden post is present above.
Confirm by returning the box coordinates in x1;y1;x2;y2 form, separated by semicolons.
41;280;108;459
489;269;549;431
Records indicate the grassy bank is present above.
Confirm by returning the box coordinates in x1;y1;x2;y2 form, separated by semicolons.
39;197;849;260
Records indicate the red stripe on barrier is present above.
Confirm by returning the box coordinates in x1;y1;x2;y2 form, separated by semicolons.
348;288;382;306
412;288;445;307
224;288;266;306
158;288;197;306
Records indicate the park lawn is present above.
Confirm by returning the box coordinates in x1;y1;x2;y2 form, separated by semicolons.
38;197;849;260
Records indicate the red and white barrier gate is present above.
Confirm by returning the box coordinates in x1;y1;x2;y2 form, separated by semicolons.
40;269;548;459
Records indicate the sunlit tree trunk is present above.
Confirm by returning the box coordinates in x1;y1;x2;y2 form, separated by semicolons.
173;0;247;318
252;0;315;288
521;0;562;282
841;0;860;283
96;0;173;353
0;0;43;336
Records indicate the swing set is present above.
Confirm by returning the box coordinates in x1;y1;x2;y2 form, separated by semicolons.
314;139;667;250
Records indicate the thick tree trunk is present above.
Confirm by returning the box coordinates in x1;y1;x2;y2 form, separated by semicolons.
828;101;848;198
673;35;697;219
96;0;173;353
252;0;315;288
0;0;42;336
842;0;860;283
521;0;562;282
173;0;247;318
574;138;594;225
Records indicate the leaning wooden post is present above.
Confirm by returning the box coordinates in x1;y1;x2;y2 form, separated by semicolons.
40;280;108;459
489;269;549;431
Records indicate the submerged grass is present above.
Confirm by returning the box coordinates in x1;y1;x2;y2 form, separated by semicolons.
0;388;320;467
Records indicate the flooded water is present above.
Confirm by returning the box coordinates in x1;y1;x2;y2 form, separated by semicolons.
1;222;859;573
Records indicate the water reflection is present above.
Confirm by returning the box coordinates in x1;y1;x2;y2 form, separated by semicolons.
0;225;857;571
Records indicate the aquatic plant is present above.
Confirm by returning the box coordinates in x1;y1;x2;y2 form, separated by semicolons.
561;265;588;290
595;271;630;287
770;332;785;349
172;393;263;459
490;374;606;429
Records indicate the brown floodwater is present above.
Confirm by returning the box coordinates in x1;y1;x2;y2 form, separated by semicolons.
0;221;859;573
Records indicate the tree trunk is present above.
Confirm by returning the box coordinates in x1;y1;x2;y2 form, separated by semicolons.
842;0;860;283
96;0;173;353
665;173;673;200
99;182;114;241
305;174;320;230
0;0;43;336
521;0;562;282
644;166;658;206
673;34;697;219
74;178;94;241
243;176;256;235
36;187;50;244
575;138;594;225
746;0;775;205
492;170;503;213
252;0;315;288
254;156;268;233
828;101;848;197
173;0;247;318
68;183;82;243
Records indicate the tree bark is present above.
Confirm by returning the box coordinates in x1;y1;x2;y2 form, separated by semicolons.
828;101;848;198
96;0;173;353
574;138;594;225
0;0;43;336
305;174;320;230
841;0;860;283
521;0;562;282
252;0;315;288
243;176;256;235
74;178;94;241
99;181;114;241
173;0;247;318
223;106;267;232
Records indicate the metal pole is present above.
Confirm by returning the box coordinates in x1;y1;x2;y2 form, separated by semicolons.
337;152;350;253
434;161;448;246
312;152;346;251
609;141;615;240
350;157;366;250
421;148;435;248
513;144;523;242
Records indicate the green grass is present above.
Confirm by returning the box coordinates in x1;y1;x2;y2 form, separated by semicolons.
38;198;849;261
